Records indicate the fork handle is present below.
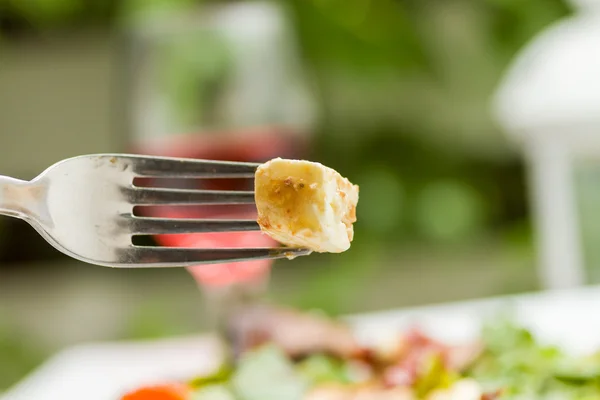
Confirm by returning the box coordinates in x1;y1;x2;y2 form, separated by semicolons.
0;175;37;219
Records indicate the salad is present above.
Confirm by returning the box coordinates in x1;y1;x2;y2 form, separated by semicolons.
121;305;600;400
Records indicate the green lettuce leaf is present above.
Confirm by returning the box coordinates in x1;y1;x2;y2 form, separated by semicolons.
231;345;308;400
191;385;236;400
296;354;349;385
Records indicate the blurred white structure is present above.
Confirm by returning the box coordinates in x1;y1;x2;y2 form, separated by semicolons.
493;0;600;289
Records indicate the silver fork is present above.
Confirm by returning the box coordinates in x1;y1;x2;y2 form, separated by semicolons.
0;154;311;267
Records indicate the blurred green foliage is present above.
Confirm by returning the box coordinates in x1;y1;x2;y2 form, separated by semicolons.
288;0;569;245
575;164;600;284
0;314;46;390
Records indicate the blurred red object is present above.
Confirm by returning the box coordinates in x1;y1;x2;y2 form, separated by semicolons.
121;383;190;400
131;127;305;161
130;127;308;287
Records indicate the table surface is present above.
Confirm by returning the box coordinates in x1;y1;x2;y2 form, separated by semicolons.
4;285;600;400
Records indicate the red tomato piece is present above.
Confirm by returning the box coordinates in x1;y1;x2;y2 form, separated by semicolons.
121;383;191;400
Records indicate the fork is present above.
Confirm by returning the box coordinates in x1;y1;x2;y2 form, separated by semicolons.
0;154;311;267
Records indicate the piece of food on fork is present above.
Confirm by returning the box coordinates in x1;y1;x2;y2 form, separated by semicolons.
0;154;355;268
254;158;359;253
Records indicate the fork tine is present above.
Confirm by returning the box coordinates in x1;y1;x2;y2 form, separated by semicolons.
121;246;312;267
125;216;260;235
124;187;255;205
118;155;259;178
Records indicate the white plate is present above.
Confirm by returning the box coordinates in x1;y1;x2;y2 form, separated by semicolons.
4;285;600;400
